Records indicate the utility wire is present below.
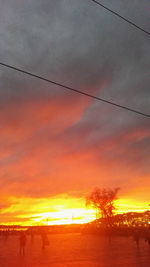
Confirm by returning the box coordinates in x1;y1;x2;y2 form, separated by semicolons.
90;0;150;36
0;61;149;118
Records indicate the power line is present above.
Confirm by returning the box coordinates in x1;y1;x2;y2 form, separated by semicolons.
0;61;149;118
90;0;150;36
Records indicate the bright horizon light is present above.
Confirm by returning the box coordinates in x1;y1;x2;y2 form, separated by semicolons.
1;195;149;226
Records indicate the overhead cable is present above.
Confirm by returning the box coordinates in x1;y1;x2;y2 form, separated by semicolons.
90;0;150;36
0;61;149;118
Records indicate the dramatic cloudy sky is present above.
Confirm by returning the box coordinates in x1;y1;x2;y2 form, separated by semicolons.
0;0;150;224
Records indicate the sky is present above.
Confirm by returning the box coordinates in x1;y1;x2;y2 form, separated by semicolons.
0;0;150;225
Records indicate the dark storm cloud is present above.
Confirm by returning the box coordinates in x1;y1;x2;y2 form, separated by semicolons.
0;0;149;98
0;0;149;198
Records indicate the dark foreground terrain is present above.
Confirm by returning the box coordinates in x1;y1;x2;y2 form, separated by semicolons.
0;233;150;267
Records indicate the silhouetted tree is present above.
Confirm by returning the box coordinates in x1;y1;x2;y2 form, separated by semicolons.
87;187;120;226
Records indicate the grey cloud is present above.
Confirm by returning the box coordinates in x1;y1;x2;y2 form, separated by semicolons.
0;0;149;94
0;0;149;197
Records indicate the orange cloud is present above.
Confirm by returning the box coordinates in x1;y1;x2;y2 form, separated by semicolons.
0;90;149;225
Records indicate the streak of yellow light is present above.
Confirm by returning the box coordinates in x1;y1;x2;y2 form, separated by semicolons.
0;195;149;226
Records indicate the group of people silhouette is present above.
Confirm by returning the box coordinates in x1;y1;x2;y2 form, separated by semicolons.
0;227;150;257
133;229;150;248
19;230;49;255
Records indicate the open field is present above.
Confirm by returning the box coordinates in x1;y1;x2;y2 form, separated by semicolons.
0;233;150;267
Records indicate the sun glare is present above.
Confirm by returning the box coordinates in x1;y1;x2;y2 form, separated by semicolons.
1;195;149;226
31;208;96;225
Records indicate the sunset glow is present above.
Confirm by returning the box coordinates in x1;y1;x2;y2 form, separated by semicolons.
0;1;150;267
0;94;149;226
0;0;149;229
0;195;149;226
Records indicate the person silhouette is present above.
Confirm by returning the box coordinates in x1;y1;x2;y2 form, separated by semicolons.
145;231;150;248
41;231;49;250
30;229;35;244
133;230;140;248
3;230;9;241
19;231;27;256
